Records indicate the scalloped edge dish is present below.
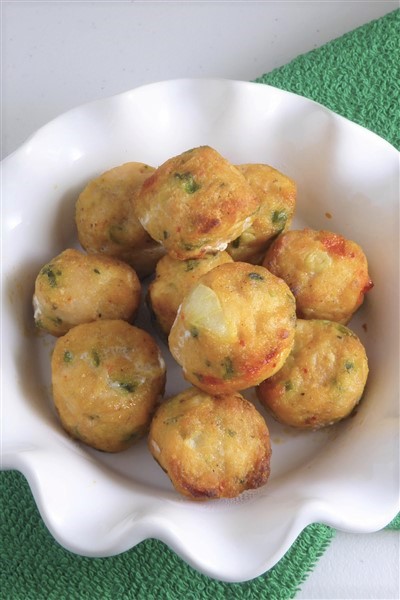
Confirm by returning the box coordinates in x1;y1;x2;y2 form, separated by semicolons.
1;79;399;582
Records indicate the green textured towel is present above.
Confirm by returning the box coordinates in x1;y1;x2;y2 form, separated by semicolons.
1;10;399;600
255;9;400;150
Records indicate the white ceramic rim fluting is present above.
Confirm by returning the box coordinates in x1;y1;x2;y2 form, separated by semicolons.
1;79;399;582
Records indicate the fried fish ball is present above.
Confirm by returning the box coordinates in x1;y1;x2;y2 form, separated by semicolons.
148;387;271;500
263;229;373;324
168;262;296;394
51;319;166;452
75;161;165;279
33;249;141;336
134;146;260;260
227;164;296;264
147;251;234;337
257;319;369;429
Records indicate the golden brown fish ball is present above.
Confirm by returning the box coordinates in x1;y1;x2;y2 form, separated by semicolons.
147;251;233;337
148;387;271;500
75;161;165;279
134;146;260;260
51;320;166;452
168;262;296;394
263;229;373;324
227;164;296;264
33;249;141;336
257;319;369;429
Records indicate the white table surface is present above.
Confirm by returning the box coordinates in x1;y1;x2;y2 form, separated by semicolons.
2;2;399;598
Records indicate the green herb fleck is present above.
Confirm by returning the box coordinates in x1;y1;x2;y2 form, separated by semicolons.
190;326;199;338
174;172;201;194
336;324;354;338
221;357;235;379
163;230;169;240
87;414;100;421
117;381;138;393
109;224;124;244
93;268;101;274
185;259;200;272
226;429;237;437
345;360;354;372
272;210;288;226
63;350;74;363
248;272;264;281
284;380;293;391
91;349;100;367
181;240;204;251
334;380;345;392
41;265;61;288
163;415;183;425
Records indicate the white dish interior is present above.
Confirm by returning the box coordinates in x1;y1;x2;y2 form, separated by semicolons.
2;79;399;582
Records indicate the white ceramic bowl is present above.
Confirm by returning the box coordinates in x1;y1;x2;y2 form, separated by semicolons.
2;79;399;582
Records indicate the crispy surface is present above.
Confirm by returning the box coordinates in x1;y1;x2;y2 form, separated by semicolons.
75;162;164;278
168;262;296;394
33;248;141;336
134;146;260;259
227;164;296;264
263;228;373;323
147;251;233;336
257;319;369;429
148;387;271;500
51;319;166;452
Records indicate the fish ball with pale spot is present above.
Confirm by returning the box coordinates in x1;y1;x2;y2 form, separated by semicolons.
51;319;166;452
33;249;141;336
148;386;271;500
75;161;165;279
134;146;260;260
257;319;369;429
263;228;373;323
227;163;296;264
168;261;296;394
147;251;233;337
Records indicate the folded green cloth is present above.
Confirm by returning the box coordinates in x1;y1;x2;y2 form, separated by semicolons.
1;471;335;600
2;9;399;600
